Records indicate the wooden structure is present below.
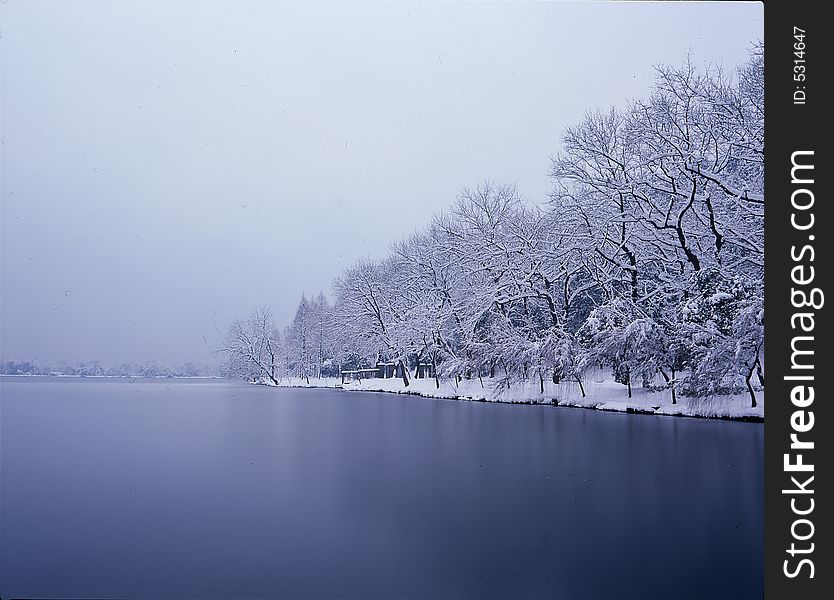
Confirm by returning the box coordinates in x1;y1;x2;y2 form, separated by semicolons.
340;368;380;384
339;361;435;384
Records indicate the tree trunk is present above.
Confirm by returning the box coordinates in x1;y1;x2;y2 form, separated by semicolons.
755;355;765;386
659;368;676;404
626;371;632;399
540;374;544;394
746;368;757;408
399;359;410;387
577;376;586;398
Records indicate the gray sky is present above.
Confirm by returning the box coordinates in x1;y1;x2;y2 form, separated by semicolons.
0;1;762;367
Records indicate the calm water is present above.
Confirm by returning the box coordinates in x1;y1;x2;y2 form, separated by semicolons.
0;377;763;599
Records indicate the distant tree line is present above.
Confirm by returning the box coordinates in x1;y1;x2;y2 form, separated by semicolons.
222;45;764;406
0;359;217;378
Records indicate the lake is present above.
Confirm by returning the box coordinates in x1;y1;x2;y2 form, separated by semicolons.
0;377;763;598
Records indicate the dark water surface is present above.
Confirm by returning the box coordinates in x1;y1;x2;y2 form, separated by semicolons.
0;377;762;599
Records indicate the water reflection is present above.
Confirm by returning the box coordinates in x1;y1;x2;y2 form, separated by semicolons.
1;378;762;598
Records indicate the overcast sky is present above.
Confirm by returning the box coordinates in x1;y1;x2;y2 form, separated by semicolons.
0;1;762;367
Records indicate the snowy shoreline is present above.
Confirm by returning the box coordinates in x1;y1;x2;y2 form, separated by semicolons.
263;376;764;422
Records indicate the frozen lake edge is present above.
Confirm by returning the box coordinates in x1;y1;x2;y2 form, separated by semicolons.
266;377;765;422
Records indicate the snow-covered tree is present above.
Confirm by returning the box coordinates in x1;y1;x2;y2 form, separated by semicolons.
224;45;763;407
220;307;282;384
677;269;763;406
578;300;671;398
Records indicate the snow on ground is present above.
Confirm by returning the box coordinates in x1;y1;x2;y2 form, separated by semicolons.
264;372;763;421
267;377;342;389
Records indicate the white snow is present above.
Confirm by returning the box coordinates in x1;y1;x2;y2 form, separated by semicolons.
263;372;763;421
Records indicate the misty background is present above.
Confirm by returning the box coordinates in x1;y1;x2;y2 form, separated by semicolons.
0;1;762;368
